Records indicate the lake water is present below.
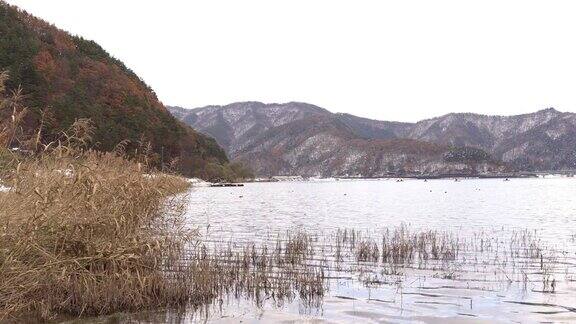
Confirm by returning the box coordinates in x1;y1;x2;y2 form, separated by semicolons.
172;177;576;323
189;177;576;243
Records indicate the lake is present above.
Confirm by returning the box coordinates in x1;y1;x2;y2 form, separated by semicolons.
166;177;576;323
85;177;576;323
189;177;576;243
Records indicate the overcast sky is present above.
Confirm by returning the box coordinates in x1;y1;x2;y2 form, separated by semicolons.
6;0;576;121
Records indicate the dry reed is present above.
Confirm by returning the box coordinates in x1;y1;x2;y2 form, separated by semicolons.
0;142;195;320
0;73;195;321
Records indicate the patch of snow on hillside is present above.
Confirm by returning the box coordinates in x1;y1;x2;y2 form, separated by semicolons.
285;134;339;163
546;128;565;140
341;150;364;169
502;142;529;161
233;120;258;138
223;106;251;124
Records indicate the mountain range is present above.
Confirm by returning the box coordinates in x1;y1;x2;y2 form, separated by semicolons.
169;102;576;177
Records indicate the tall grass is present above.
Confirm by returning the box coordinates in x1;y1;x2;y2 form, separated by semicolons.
0;148;195;319
0;73;195;320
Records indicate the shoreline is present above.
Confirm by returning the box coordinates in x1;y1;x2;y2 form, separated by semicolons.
246;172;575;183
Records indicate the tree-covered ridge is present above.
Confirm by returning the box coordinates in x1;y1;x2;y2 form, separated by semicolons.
443;146;492;163
0;1;239;180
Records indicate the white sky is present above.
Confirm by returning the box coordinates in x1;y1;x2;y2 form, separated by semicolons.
6;0;576;122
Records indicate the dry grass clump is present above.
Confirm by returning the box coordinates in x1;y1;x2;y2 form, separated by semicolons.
0;140;194;320
279;231;314;265
192;237;326;308
356;240;380;263
333;227;459;266
0;72;196;320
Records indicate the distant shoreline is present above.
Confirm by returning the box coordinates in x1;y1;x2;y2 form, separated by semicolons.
248;172;575;182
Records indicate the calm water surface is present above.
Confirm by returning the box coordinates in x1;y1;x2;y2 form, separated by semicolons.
190;177;576;242
174;177;576;323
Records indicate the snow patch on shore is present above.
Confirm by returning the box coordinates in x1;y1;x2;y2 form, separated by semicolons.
0;179;9;192
187;178;212;187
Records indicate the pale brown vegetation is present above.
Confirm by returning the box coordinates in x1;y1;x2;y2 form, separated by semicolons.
0;148;193;320
0;72;196;321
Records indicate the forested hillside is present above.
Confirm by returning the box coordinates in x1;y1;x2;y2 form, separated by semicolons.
0;1;239;180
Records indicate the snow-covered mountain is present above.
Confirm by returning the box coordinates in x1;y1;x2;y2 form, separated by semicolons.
340;107;576;170
169;103;576;176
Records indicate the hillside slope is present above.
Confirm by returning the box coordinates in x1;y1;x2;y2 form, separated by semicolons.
169;103;505;177
406;109;576;170
0;1;232;180
169;102;329;156
337;108;576;170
